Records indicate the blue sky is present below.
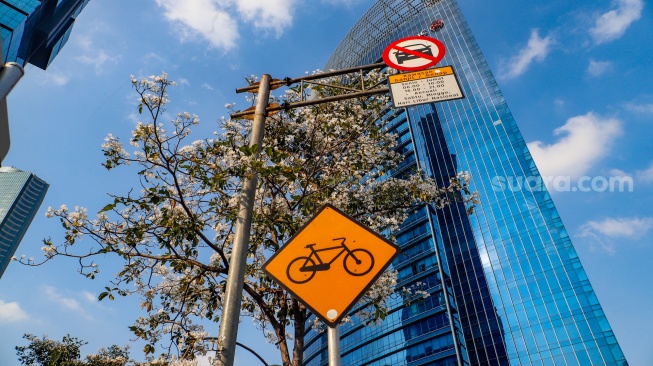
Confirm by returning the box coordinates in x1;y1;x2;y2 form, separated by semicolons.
0;0;651;364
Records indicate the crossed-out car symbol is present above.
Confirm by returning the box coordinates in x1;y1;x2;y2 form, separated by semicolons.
393;43;434;64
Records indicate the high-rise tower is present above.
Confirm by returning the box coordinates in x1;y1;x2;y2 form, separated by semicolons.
1;0;91;69
0;167;48;278
303;0;628;365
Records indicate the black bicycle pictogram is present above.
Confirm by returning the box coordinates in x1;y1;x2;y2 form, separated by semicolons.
286;237;375;284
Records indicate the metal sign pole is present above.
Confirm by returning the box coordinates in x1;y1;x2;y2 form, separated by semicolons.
228;63;393;365
328;325;341;366
216;74;272;366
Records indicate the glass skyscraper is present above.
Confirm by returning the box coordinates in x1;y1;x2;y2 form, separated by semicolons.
1;0;90;69
0;167;48;278
303;0;627;365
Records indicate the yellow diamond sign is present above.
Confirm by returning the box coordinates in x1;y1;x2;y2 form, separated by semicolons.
263;204;401;326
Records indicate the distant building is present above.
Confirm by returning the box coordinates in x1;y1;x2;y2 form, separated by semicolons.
0;167;48;278
303;0;628;365
1;0;91;69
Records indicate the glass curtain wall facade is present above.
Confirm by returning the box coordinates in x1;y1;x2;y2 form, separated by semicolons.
1;0;90;69
303;0;627;365
0;0;40;37
0;167;48;278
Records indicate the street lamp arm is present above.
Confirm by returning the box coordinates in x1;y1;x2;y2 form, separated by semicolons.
235;341;269;366
202;337;275;366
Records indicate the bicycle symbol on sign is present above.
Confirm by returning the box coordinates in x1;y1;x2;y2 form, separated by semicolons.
286;237;375;284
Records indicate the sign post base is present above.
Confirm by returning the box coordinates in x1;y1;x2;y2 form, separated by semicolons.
328;325;341;366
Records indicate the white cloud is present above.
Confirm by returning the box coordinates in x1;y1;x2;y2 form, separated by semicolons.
44;285;83;312
82;291;97;303
74;30;121;73
35;71;70;86
624;102;653;114
578;217;653;253
590;0;644;44
583;217;653;238
154;0;299;50
142;52;166;63
75;50;121;73
235;0;297;35
47;73;70;86
501;29;553;79
587;59;613;77
126;112;141;124
609;168;629;177
76;34;93;50
636;161;653;183
321;0;362;5
0;300;29;323
154;0;240;50
179;78;191;87
202;83;215;91
527;113;622;179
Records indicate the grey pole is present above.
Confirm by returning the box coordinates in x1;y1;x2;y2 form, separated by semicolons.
0;63;25;164
215;74;272;366
0;62;25;100
328;326;341;366
0;37;25;164
0;98;10;164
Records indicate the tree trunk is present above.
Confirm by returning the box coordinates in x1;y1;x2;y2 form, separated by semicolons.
276;325;291;366
291;299;306;366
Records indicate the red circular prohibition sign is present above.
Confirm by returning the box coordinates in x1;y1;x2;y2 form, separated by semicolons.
382;36;446;71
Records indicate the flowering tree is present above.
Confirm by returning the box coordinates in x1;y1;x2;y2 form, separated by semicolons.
16;334;86;366
16;333;179;366
27;71;475;365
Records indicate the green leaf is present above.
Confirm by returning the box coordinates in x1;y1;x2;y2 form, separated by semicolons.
239;145;254;156
99;203;117;212
143;344;155;355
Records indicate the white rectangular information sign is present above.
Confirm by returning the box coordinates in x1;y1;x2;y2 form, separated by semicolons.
388;66;464;108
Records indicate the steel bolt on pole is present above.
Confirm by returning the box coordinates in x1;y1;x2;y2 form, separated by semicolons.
328;326;342;366
215;74;272;366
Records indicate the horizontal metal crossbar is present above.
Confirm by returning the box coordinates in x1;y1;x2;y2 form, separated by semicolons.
229;87;389;119
230;62;389;119
235;62;386;93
